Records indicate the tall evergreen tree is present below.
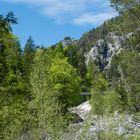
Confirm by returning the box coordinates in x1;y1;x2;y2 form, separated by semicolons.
22;36;36;95
23;36;36;73
0;13;27;139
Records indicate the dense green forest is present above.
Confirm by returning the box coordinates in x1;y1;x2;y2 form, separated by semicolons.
0;0;140;139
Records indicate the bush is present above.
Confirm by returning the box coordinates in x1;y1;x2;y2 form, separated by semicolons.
103;90;122;114
91;90;123;115
91;90;105;115
98;131;123;140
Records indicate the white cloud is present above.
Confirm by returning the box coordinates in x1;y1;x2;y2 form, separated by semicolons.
2;0;117;26
73;12;116;26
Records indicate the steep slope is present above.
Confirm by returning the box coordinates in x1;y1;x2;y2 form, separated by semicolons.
85;33;124;69
77;17;124;70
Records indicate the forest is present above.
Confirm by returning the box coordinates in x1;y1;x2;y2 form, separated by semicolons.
0;0;140;139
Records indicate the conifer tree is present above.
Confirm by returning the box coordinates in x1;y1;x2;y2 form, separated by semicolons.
22;36;36;95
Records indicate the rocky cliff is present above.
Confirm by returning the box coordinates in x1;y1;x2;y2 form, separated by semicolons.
85;33;124;69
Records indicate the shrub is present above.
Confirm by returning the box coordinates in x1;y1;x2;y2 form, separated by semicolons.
91;90;123;115
103;90;122;114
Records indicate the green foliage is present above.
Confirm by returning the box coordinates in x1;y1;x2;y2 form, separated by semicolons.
97;131;123;140
110;0;140;50
91;90;122;115
49;53;81;108
0;11;18;39
103;90;122;114
65;45;87;77
119;52;140;111
0;94;28;140
91;91;105;115
0;24;27;139
107;50;140;112
55;42;64;53
128;129;140;140
26;49;81;139
1;3;140;138
90;67;108;115
22;36;36;77
90;61;123;115
97;129;140;140
78;23;110;53
26;49;66;139
22;36;36;96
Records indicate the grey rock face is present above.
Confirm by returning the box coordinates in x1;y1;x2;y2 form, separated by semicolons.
85;33;124;69
68;102;140;140
61;37;77;47
69;101;91;120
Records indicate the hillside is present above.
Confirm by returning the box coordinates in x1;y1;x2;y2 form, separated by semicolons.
0;0;140;140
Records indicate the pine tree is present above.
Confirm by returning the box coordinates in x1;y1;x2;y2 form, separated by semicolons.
23;36;36;74
22;36;36;95
0;34;27;140
110;0;140;50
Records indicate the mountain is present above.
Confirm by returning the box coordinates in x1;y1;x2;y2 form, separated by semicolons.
85;33;124;70
52;36;77;48
1;1;140;138
76;17;124;70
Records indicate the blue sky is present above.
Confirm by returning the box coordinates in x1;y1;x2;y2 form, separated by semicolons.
0;0;117;47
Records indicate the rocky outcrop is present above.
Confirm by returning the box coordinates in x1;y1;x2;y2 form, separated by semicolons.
52;36;77;48
69;101;91;120
61;37;77;47
85;33;124;69
68;101;140;140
